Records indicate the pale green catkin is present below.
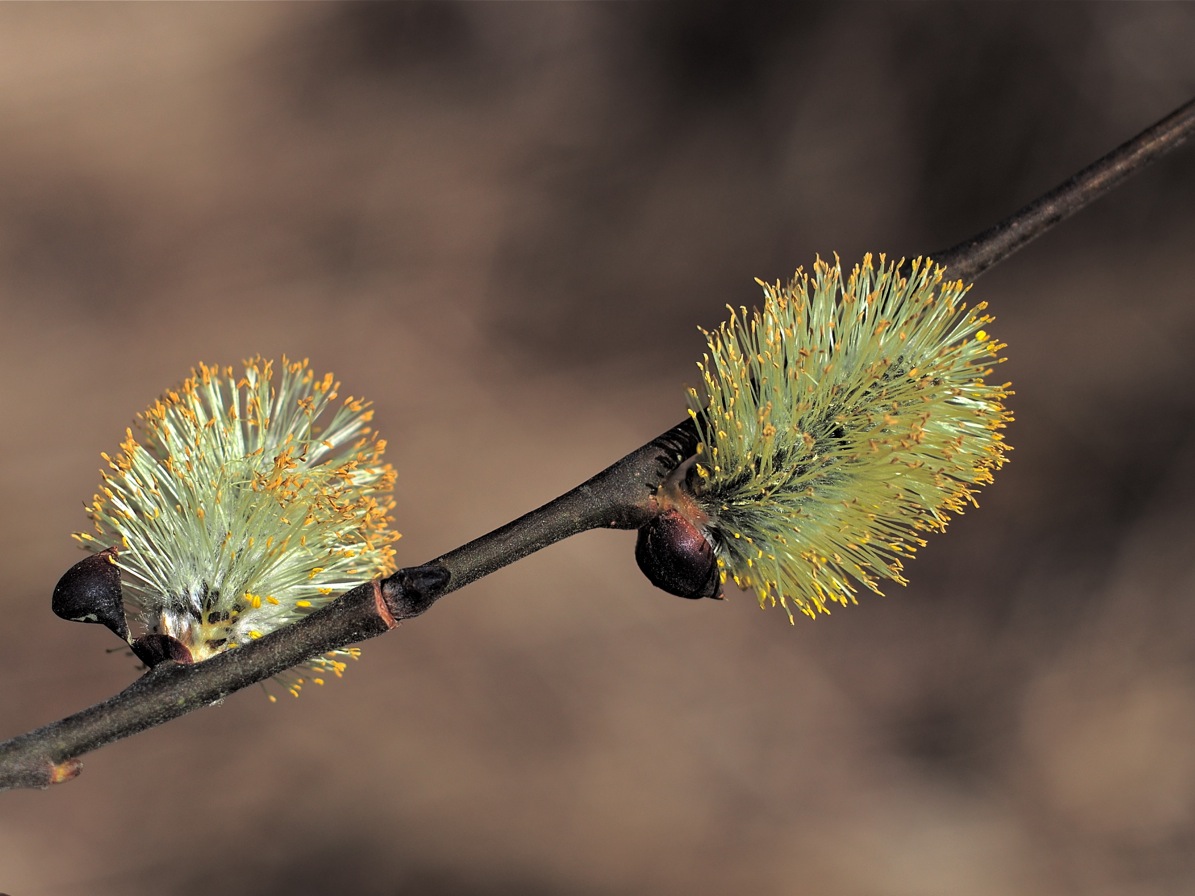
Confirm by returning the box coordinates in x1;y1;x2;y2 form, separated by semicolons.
77;357;399;698
687;254;1011;621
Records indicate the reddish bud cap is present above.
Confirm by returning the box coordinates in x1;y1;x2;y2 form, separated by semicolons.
131;634;194;668
635;509;722;600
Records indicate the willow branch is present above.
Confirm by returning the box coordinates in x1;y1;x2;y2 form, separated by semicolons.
0;419;698;791
1;96;1193;792
932;96;1195;282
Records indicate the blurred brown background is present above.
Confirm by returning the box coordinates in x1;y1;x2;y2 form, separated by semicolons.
2;4;1195;894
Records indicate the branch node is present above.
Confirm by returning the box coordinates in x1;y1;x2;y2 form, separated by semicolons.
49;758;82;785
381;564;451;621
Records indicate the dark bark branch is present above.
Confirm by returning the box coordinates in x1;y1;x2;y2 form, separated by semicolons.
932;97;1195;282
428;418;699;596
2;96;1193;792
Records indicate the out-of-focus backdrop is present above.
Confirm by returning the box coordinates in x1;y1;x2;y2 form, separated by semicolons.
3;5;1195;894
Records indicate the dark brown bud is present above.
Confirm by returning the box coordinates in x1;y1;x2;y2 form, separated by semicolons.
52;548;130;642
130;634;194;668
635;509;723;600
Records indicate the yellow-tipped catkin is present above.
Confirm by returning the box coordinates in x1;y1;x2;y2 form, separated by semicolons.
75;357;399;694
687;255;1011;621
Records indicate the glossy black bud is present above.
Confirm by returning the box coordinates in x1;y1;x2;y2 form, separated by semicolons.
635;509;723;600
52;548;130;642
131;634;194;668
